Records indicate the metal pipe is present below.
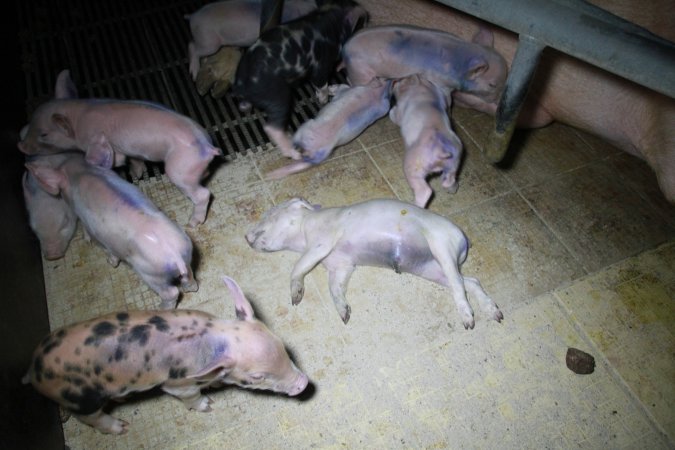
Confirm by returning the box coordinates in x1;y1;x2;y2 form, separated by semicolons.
489;35;546;163
435;0;675;99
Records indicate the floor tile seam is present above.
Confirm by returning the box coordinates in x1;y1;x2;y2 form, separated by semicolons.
550;290;675;446
363;147;403;201
453;119;518;193
510;181;591;275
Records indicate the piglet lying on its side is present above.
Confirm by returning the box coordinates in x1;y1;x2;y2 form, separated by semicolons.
246;198;502;329
266;79;392;179
22;276;309;434
389;74;463;208
26;152;198;309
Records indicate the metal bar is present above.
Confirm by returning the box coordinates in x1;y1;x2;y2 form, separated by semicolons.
435;0;675;99
489;35;545;163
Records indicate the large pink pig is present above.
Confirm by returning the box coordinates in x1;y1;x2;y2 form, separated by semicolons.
342;24;507;104
389;74;463;208
266;78;392;179
25;152;198;309
18;70;221;227
22;158;78;260
358;0;675;203
186;0;317;79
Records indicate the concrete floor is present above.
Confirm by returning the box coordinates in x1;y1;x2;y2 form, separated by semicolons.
41;105;675;449
31;1;675;449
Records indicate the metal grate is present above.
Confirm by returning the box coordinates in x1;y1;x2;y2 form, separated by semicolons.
17;0;340;175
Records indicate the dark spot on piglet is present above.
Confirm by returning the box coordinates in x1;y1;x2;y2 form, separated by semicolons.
148;316;170;332
94;365;102;376
84;321;117;346
33;356;44;383
61;384;108;415
116;312;129;323
169;367;188;379
114;346;127;362
105;373;114;383
128;324;151;346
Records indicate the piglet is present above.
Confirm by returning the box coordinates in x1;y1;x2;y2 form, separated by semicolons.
232;0;368;159
186;0;317;79
18;70;221;227
22;275;309;434
22;164;78;260
342;24;507;105
389;74;463;207
266;79;392;179
246;198;503;329
25;152;198;309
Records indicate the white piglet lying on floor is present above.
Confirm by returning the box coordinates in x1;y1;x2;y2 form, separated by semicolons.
246;198;503;329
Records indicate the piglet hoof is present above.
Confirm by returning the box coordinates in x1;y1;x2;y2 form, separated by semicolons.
291;282;305;305
493;309;504;323
193;395;214;413
113;419;130;435
340;305;351;324
462;317;476;330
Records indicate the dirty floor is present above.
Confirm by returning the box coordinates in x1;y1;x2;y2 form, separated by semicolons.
34;2;675;450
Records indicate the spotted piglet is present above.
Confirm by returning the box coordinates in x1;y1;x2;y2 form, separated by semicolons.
232;0;368;159
22;276;309;435
389;74;463;208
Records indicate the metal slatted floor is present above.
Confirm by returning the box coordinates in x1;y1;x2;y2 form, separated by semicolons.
17;0;334;172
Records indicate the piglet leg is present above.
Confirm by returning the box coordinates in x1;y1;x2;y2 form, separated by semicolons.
328;265;355;324
426;240;475;329
463;276;503;323
162;384;213;412
290;242;334;305
75;410;129;435
264;124;301;160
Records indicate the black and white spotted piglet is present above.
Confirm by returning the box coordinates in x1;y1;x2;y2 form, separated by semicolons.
232;0;368;159
22;276;308;434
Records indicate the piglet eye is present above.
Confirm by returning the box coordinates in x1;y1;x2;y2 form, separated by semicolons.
250;373;265;381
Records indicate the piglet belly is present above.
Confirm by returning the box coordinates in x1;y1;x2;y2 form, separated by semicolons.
332;234;434;273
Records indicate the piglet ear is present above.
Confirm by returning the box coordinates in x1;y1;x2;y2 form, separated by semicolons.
54;70;78;99
25;163;63;196
472;27;494;47
291;197;316;211
466;57;489;80
187;359;235;380
51;113;75;139
223;275;255;321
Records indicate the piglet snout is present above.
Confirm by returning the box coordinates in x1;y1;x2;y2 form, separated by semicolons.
287;372;309;396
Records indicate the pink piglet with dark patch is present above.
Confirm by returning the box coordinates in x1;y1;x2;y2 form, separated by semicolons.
389;74;463;208
22;275;309;435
